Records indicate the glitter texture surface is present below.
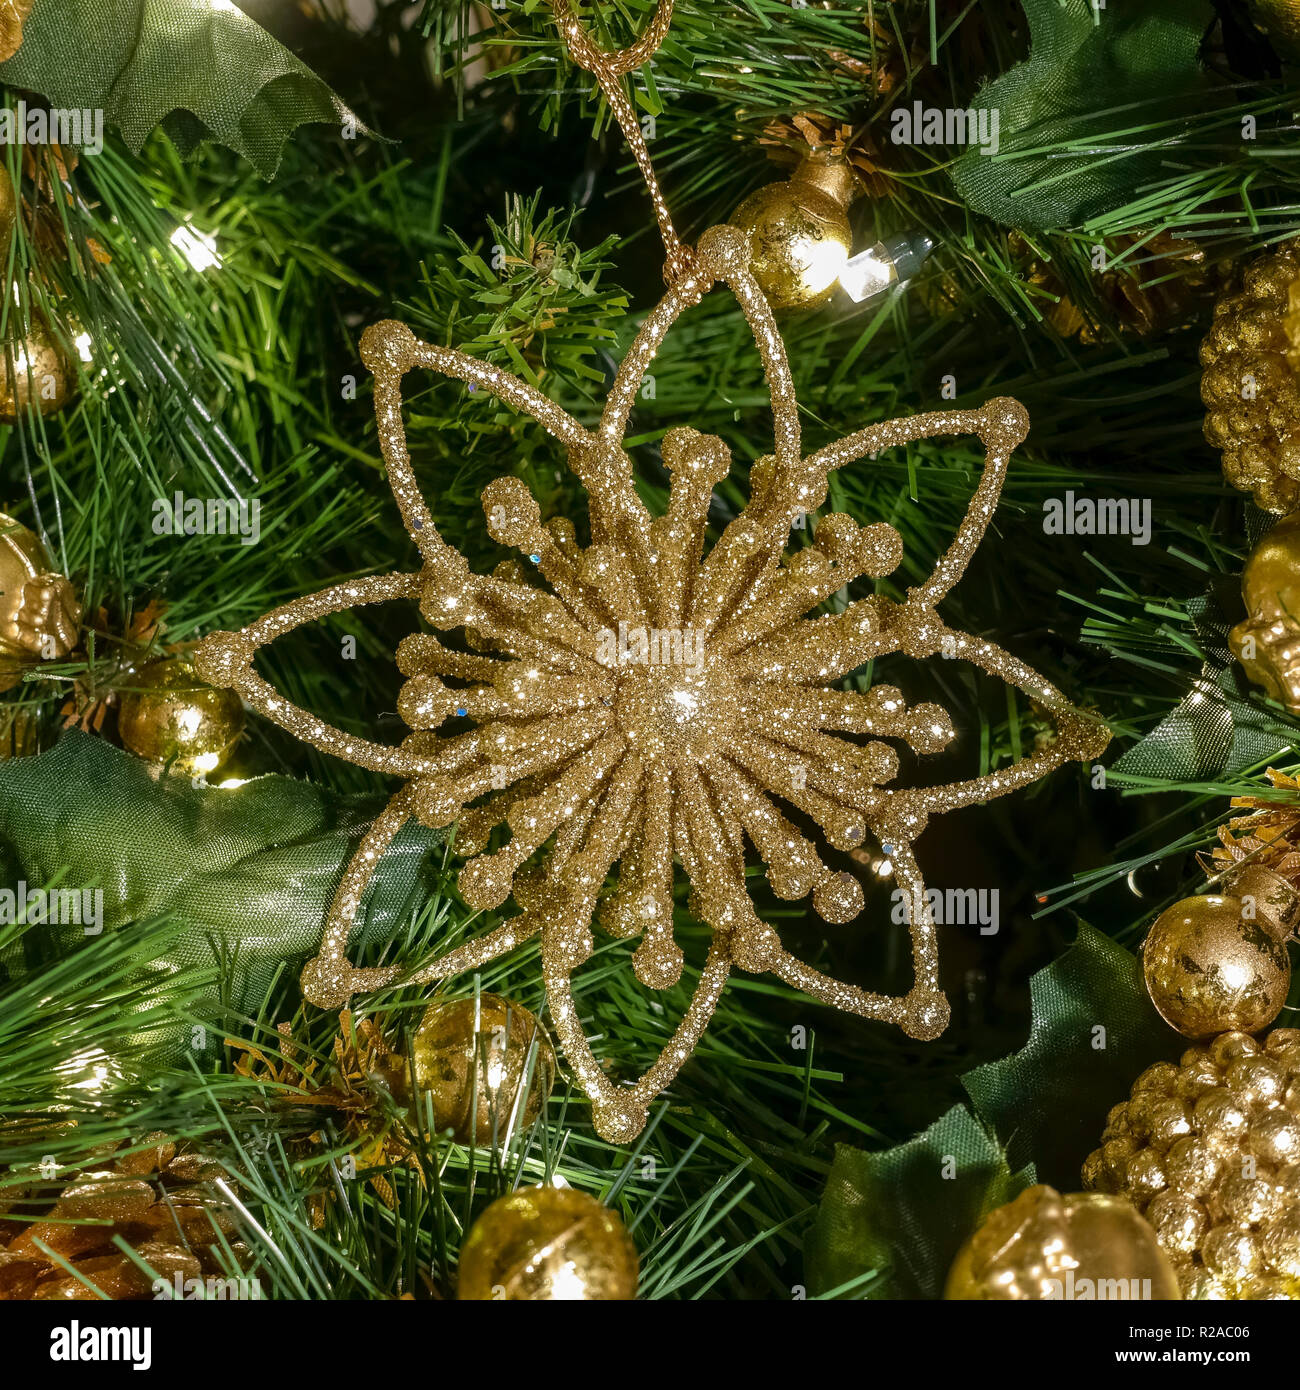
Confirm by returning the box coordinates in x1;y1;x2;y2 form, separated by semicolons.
193;0;1108;1142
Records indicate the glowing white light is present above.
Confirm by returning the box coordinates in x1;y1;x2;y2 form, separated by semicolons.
170;222;222;272
549;1262;588;1300
74;331;93;364
839;247;896;303
792;236;850;300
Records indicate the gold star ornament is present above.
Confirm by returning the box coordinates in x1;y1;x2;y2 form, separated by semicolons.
193;0;1108;1142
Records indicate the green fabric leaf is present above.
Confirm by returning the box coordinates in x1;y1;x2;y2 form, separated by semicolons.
1113;585;1293;783
0;0;367;178
806;1107;1034;1300
0;732;439;1053
949;0;1214;231
961;923;1184;1184
806;925;1184;1298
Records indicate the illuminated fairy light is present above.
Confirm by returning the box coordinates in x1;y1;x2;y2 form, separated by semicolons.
170;222;223;273
840;231;936;304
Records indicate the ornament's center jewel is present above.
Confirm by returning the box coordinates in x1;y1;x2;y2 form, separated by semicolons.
192;0;1108;1143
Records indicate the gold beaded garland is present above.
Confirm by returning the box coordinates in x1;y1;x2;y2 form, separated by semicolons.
118;657;245;776
191;0;1107;1142
400;993;555;1145
457;1185;638;1300
1085;1029;1300;1299
945;1184;1181;1300
1142;864;1296;1038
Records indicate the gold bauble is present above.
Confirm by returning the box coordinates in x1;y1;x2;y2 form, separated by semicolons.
1085;1028;1300;1298
729;154;858;312
117;658;245;776
0;310;73;424
945;1184;1180;1300
1142;865;1296;1038
0;512;79;691
1231;512;1300;712
1200;238;1300;512
403;993;555;1145
1249;0;1300;61
457;1185;638;1300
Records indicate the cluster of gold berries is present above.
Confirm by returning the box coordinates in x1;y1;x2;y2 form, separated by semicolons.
1200;238;1300;513
1084;1029;1300;1298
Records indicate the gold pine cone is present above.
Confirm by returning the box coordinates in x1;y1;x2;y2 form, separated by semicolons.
1083;1029;1300;1299
1200;238;1300;512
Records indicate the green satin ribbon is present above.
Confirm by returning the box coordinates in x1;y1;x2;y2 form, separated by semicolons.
805;925;1183;1299
0;732;440;1057
0;0;367;177
949;0;1213;231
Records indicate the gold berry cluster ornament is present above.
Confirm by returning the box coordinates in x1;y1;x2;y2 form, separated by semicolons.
117;656;245;776
1231;512;1300;712
395;993;555;1145
1200;237;1300;513
1084;1030;1300;1299
192;0;1106;1143
0;511;79;690
457;1185;638;1300
945;1184;1180;1301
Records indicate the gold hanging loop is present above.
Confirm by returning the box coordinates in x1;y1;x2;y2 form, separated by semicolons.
549;0;689;279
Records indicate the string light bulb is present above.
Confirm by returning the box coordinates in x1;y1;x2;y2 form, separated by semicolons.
839;230;936;304
729;151;934;310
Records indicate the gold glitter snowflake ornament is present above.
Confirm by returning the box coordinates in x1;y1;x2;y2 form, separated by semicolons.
194;0;1108;1142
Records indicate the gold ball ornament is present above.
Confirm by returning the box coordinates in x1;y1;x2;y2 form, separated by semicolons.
1249;0;1300;62
1200;237;1300;512
729;154;858;312
117;657;245;776
1085;1029;1300;1298
401;993;555;1144
1231;512;1300;712
945;1183;1181;1300
0;310;74;424
457;1185;638;1300
0;512;80;691
1142;864;1296;1038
